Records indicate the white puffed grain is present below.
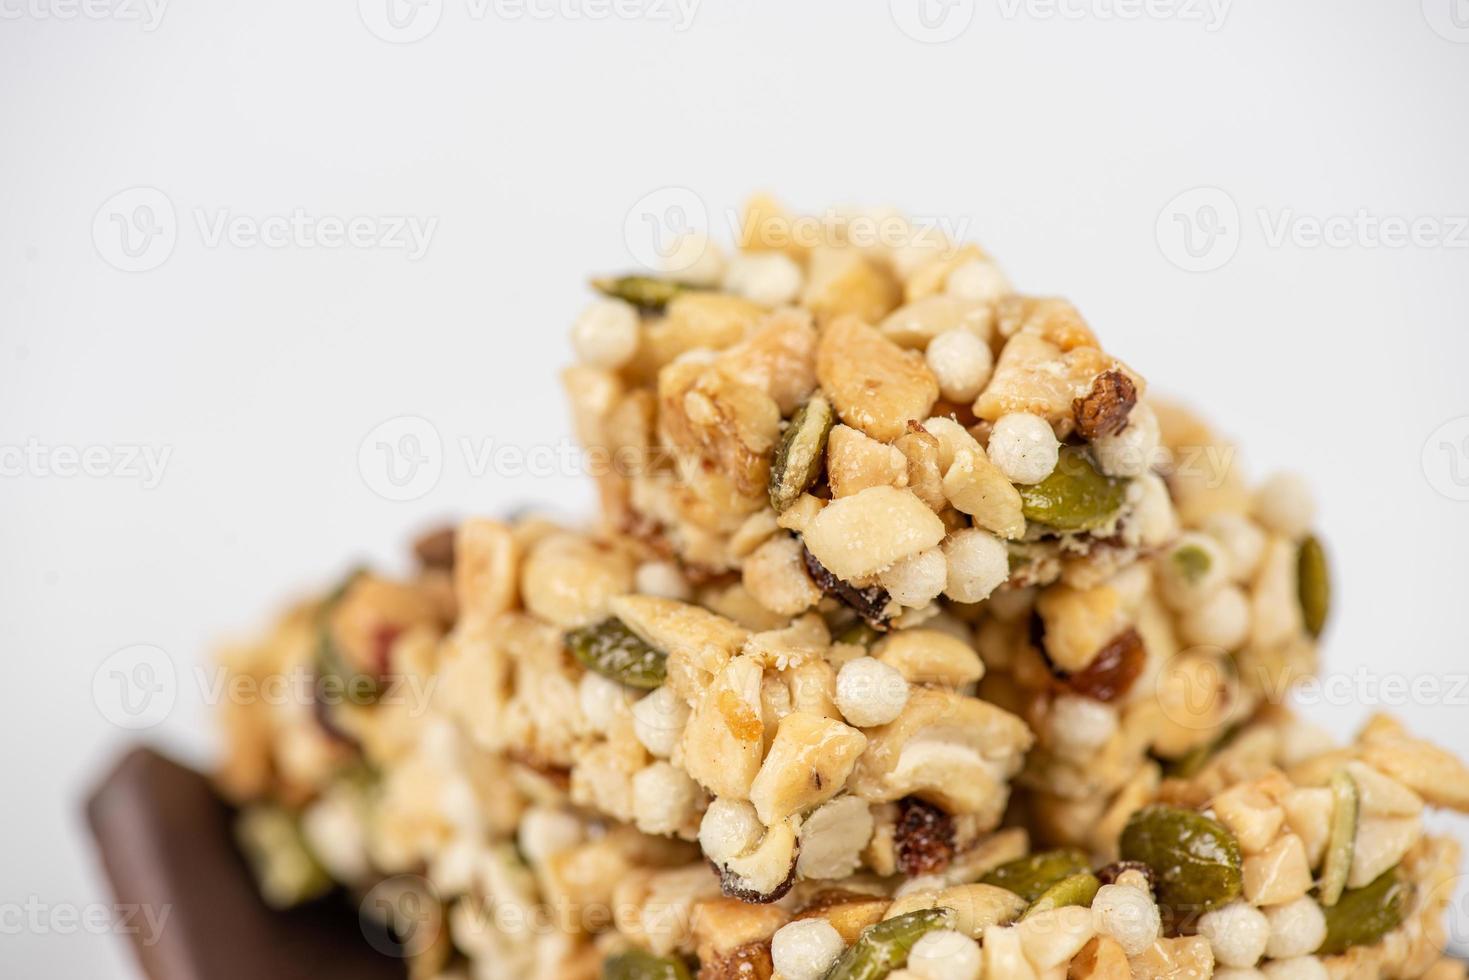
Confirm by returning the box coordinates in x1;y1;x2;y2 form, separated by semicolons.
987;413;1060;485
925;329;993;403
835;657;910;728
771;919;846;980
571;298;640;369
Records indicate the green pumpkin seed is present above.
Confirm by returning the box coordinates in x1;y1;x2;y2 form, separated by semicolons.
1319;769;1359;907
1297;534;1330;638
1119;805;1242;914
1022;872;1101;920
1017;446;1129;532
1170;543;1213;584
822;908;954;980
981;848;1092;902
769;395;834;513
601;950;693;980
769;393;840;514
567;617;667;689
592;275;691;311
1318;866;1409;955
235;804;332;910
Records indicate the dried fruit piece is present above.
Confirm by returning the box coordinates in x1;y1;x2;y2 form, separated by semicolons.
822;907;953;980
593;275;694;311
770;395;835;512
1072;369;1137;440
412;524;456;570
1053;627;1146;703
1297;534;1330;638
1119;805;1243;915
1319;769;1359;907
894;797;956;877
1318;866;1409;955
1017;446;1129;532
803;546;893;629
981;849;1092;902
1022;872;1101;920
566;617;668;689
601;949;693;980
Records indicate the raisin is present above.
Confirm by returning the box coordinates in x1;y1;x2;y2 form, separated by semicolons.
894;797;955;877
1073;369;1138;440
801;545;893;629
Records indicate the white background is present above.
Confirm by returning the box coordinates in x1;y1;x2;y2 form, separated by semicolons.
3;0;1468;973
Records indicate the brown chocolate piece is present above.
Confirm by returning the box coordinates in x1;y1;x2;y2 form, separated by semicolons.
86;748;405;980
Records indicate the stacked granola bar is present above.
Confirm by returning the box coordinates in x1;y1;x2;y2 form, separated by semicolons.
217;197;1468;980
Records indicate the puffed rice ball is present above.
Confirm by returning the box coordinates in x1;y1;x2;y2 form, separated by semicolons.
942;528;1009;603
879;547;948;607
1092;881;1161;956
1047;694;1120;760
578;671;631;733
570;298;640;369
1197;901;1270;968
925;328;993;403
1179;584;1251;649
1261;957;1329;980
987;413;1060;485
1203;512;1268;581
698;798;764;865
835;656;910;728
662;231;725;286
907;929;982;980
515;806;585;865
631;762;701;836
631;684;691;757
1253;472;1316;538
1263;897;1328;960
945;258;1010;305
1092;401;1161;478
633;560;691;600
771;918;846;980
724;252;803;307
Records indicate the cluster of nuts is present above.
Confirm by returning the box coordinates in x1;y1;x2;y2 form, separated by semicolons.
215;198;1469;980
